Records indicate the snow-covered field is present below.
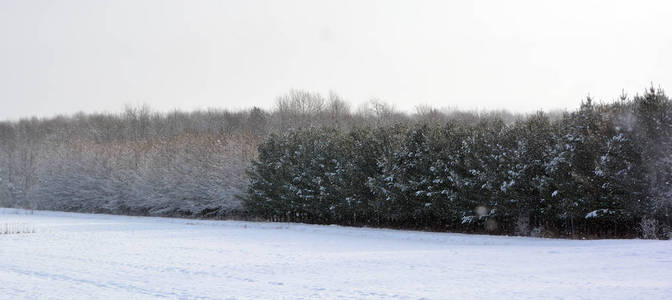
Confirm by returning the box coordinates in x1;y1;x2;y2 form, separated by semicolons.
0;208;670;299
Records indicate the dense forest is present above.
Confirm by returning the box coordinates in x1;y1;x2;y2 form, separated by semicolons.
1;89;671;238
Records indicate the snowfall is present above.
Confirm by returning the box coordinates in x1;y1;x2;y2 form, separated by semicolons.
0;208;670;299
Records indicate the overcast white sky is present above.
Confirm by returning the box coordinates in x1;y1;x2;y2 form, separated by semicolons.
1;0;671;120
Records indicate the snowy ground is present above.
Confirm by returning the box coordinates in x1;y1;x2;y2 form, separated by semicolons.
0;208;670;299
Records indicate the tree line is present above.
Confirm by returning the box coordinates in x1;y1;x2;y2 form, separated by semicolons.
244;88;672;238
1;88;670;238
0;106;260;216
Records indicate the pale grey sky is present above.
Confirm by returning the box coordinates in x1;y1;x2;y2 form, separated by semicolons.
1;0;671;120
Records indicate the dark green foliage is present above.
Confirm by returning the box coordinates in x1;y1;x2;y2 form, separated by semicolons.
245;89;672;238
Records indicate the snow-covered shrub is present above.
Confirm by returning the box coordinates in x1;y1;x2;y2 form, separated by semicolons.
661;225;672;240
639;218;658;239
514;214;530;236
530;226;546;238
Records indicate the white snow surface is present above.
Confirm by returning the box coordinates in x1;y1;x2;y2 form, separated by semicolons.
1;208;671;299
